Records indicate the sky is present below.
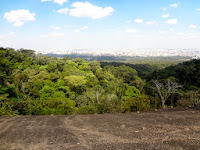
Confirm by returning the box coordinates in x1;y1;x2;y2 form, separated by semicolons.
0;0;200;51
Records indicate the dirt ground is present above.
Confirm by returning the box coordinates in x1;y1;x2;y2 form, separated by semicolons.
0;108;200;150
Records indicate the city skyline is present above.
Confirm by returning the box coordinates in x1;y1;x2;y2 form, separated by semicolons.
1;0;200;51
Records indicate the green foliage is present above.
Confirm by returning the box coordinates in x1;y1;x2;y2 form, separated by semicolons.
148;59;200;88
75;95;90;106
3;99;76;116
100;93;121;113
122;95;150;112
46;60;57;72
0;93;9;101
0;101;18;116
76;105;97;114
104;65;137;83
64;75;87;87
1;47;198;116
89;61;101;74
124;86;140;98
64;75;87;95
39;85;56;100
178;90;200;107
101;62;158;79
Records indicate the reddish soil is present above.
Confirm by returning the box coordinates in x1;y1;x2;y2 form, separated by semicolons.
0;108;200;150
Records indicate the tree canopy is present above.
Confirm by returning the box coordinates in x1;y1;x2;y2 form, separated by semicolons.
0;47;199;116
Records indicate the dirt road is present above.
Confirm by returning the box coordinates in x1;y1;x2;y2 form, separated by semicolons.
0;108;200;150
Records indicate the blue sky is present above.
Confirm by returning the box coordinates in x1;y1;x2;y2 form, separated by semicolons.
0;0;200;50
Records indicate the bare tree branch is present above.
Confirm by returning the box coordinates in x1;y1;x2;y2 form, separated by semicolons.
152;79;182;108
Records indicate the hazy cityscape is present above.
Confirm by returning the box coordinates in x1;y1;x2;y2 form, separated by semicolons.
38;48;200;58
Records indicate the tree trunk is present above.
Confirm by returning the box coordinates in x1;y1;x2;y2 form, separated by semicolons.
161;98;166;108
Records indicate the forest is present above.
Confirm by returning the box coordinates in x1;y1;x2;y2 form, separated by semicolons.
0;47;199;116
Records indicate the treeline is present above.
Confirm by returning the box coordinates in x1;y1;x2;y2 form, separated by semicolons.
101;60;200;88
46;53;127;61
0;47;199;116
101;62;158;79
147;59;200;89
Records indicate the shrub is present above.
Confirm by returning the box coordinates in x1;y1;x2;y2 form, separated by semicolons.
77;105;97;114
121;95;150;112
1;98;76;116
176;99;190;107
0;101;18;116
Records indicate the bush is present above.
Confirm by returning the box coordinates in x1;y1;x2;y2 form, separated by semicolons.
0;101;18;116
176;99;190;107
77;105;97;114
99;93;121;113
177;90;200;107
121;95;150;112
1;98;76;116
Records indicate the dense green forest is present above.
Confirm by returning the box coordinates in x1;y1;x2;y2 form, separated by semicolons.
0;47;199;116
101;62;158;79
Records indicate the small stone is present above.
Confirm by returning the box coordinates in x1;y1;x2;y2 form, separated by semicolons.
184;128;190;131
121;125;126;129
142;127;146;130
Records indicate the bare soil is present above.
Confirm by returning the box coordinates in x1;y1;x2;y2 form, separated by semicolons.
0;108;200;150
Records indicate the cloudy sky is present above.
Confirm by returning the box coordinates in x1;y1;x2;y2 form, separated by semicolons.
0;0;200;50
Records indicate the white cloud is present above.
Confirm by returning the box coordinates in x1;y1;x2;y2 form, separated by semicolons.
145;21;156;25
82;26;88;30
196;8;200;11
57;8;69;15
169;28;175;31
0;32;16;47
50;26;61;30
40;32;64;38
176;32;184;36
54;0;68;5
170;2;180;8
167;19;178;24
189;24;197;29
159;30;167;34
4;9;35;27
73;26;88;32
173;32;200;40
74;29;81;33
134;19;143;23
69;1;114;19
162;14;169;18
125;29;138;33
41;0;68;5
162;8;167;11
51;31;64;37
0;32;15;39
